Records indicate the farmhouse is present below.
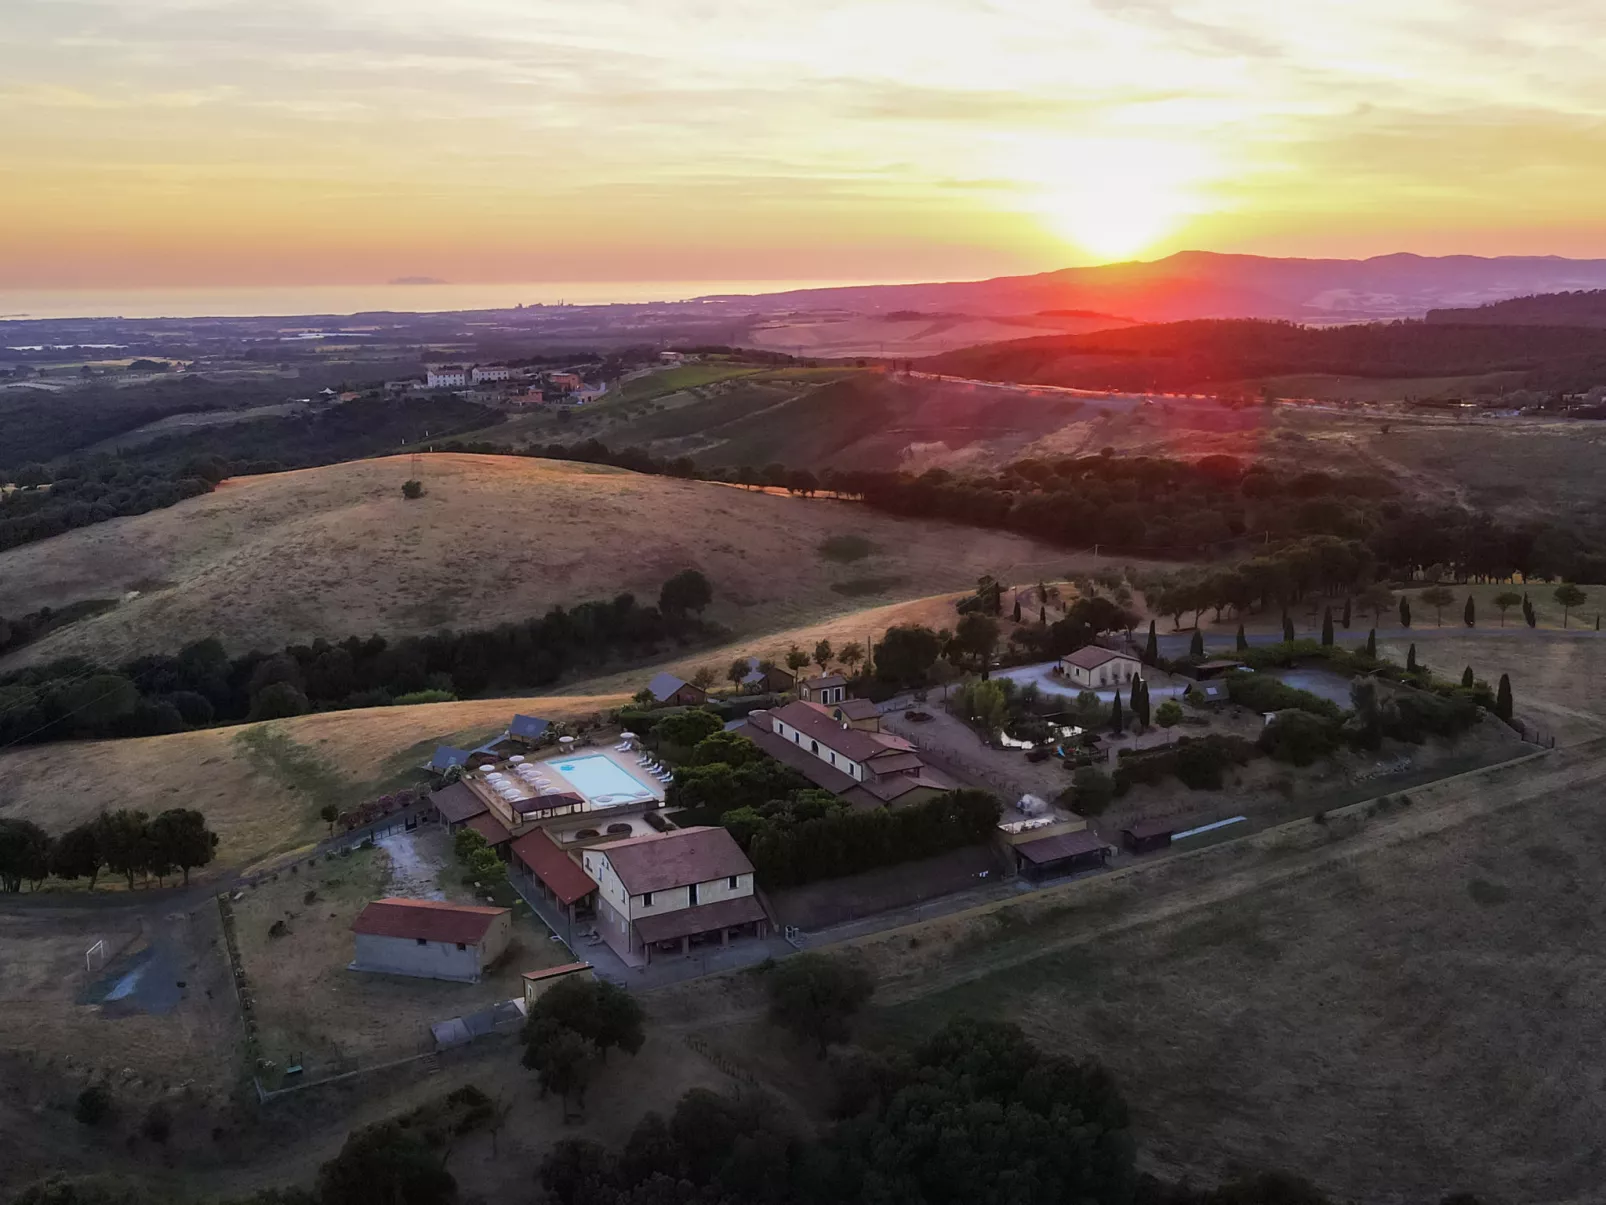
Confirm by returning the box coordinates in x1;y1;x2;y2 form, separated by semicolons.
1059;645;1142;689
741;701;954;808
581;827;768;964
799;673;849;704
646;672;707;706
349;898;512;983
425;364;468;389
738;658;794;694
470;364;512;383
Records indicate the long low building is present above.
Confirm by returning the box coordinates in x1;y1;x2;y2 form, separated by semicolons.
349;898;512;983
741;701;954;808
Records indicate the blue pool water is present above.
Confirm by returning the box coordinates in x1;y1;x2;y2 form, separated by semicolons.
553;755;655;805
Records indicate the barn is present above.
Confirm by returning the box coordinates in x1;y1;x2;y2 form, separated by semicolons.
349;898;512;983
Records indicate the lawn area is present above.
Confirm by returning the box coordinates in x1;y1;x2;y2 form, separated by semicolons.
607;363;767;405
232;836;569;1086
844;738;1606;1203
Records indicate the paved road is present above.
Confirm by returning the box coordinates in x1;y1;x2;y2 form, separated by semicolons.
1154;624;1602;657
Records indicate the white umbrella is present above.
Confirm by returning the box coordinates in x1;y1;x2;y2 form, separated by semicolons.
559;735;576;746
619;731;636;740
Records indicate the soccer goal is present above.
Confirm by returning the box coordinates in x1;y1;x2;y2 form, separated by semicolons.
85;939;107;976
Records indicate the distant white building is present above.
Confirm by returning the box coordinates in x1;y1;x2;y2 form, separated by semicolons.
471;364;512;384
426;364;468;389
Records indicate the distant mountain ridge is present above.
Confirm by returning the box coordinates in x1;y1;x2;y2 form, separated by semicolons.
706;251;1606;324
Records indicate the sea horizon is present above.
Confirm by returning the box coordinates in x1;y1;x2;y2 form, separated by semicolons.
0;277;904;322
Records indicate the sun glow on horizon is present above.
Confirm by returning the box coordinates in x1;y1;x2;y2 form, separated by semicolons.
1009;136;1223;262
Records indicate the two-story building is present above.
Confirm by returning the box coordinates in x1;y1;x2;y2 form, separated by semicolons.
471;364;513;384
581;827;768;964
799;674;848;704
425;364;468;389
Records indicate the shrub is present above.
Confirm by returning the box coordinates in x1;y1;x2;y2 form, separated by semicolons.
1174;738;1233;789
1225;672;1344;720
75;1085;113;1126
1070;767;1114;816
1258;711;1342;766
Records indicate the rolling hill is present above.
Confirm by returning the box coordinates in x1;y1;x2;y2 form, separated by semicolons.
0;453;1075;667
717;251;1606;324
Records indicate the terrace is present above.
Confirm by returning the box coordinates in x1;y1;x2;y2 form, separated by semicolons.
459;743;666;839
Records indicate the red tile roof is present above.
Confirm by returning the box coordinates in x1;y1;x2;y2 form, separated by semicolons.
467;812;514;846
510;829;598;905
593;826;752;895
351;898;508;944
1062;645;1138;670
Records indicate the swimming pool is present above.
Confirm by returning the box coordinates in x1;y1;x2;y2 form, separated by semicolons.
552;755;657;806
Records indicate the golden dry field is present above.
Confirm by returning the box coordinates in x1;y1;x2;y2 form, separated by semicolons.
0;453;1077;667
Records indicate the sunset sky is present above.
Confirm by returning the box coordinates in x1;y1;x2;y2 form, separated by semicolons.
4;0;1606;289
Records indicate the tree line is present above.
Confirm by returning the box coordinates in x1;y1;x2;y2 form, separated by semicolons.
0;808;217;892
0;459;216;553
657;720;1003;886
437;436;1606;582
0;573;715;749
922;315;1606;395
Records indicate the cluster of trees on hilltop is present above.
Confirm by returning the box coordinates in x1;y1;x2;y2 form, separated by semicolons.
1426;290;1606;329
922;317;1606;394
0;807;217;892
450;439;1603;579
0;576;715;749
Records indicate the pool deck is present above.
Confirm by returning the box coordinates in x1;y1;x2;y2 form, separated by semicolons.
538;746;667;807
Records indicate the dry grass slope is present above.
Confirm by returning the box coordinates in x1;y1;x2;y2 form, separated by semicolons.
0;453;1075;666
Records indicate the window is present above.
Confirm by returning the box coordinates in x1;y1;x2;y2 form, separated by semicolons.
415;937;427;946
688;882;699;905
728;875;739;889
456;942;467;951
810;739;819;754
642;891;653;906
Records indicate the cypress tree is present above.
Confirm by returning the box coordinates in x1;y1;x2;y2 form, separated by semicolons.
1282;612;1295;643
1399;596;1412;628
1463;595;1476;627
1365;628;1377;658
1012;596;1023;624
1524;596;1537;628
1407;643;1418;673
1144;619;1158;664
1320;606;1334;647
1039;605;1047;625
1341;596;1352;628
1133;678;1151;727
1461;665;1475;688
1495;673;1513;722
1109;689;1124;735
1235;623;1248;652
1189;629;1204;657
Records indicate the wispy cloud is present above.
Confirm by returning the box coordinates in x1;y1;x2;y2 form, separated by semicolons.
3;0;1606;285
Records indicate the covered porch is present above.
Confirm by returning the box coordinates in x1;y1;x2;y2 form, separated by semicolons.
632;896;770;964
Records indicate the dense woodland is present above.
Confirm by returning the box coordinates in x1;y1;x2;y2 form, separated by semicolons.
0;576;714;749
0;460;216;553
1426;289;1606;329
42;1013;1488;1205
923;317;1606;394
